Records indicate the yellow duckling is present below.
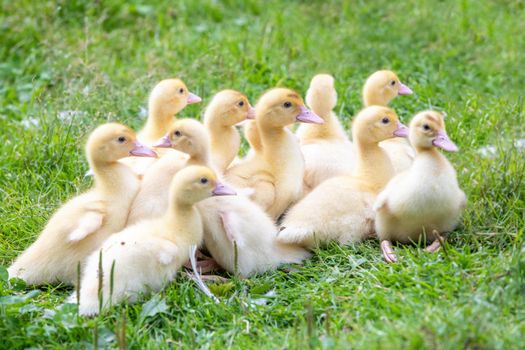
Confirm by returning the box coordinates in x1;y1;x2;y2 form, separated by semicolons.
127;119;210;225
363;70;415;174
225;88;324;220
73;166;235;316
277;106;408;248
297;74;354;192
8;123;157;285
138;78;201;144
204;89;255;173
374;111;466;263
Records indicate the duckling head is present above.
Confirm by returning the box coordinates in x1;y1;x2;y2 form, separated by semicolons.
305;74;337;118
87;123;157;165
154;119;210;159
205;90;255;127
255;88;324;128
148;78;201;118
170;165;236;206
409;111;458;152
363;70;413;107
352;106;409;145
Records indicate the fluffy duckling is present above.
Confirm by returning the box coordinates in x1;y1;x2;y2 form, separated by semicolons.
225;88;324;220
362;70;413;106
204;90;255;173
74;166;235;316
138;78;201;144
127;119;210;225
296;74;354;191
363;70;415;174
198;195;311;277
8;123;156;285
374;111;466;263
278;106;408;248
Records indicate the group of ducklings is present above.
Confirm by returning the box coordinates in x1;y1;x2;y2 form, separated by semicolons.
8;70;466;316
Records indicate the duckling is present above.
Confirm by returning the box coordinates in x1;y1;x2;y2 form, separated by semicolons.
198;195;311;277
225;88;324;220
203;90;255;173
374;111;466;263
363;70;415;174
8;123;157;285
127;119;210;225
297;74;354;191
138;78;201;144
277;106;408;248
362;70;413;106
73;166;235;316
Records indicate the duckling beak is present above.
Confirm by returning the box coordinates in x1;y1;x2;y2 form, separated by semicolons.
432;130;458;152
187;92;202;104
130;141;158;157
212;182;237;196
398;82;413;95
246;105;256;120
393;121;409;137
296;106;324;124
153;133;172;148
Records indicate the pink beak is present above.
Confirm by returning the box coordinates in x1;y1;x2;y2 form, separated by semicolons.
398;82;413;95
130;141;158;157
246;105;256;120
433;130;458;152
187;92;202;104
153;133;172;148
393;121;409;137
212;182;237;196
296;106;324;124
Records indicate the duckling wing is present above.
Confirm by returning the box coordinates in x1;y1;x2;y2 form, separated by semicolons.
67;211;105;241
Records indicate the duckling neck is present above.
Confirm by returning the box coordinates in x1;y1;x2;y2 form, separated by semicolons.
354;141;395;191
142;105;174;140
298;112;347;143
414;147;448;167
91;161;140;199
205;122;240;171
260;126;303;174
163;205;203;244
363;92;389;107
187;152;211;168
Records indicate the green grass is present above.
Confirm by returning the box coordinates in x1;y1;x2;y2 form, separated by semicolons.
1;0;525;348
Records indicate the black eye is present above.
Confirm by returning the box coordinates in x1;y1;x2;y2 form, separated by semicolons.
390;80;396;86
200;177;208;184
174;130;181;137
283;101;292;108
179;88;184;94
238;101;244;107
117;136;126;143
423;124;431;131
381;117;390;124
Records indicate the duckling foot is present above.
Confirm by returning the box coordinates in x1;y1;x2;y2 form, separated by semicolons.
425;230;445;253
381;240;397;263
185;257;220;274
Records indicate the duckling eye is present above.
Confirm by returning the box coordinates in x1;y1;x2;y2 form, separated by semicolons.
174;130;182;137
117;136;126;143
238;101;244;107
283;101;292;108
381;117;390;124
422;124;431;131
200;177;208;184
179;88;184;94
390;80;396;86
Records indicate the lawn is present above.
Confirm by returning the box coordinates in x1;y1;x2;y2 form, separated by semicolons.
1;0;524;349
